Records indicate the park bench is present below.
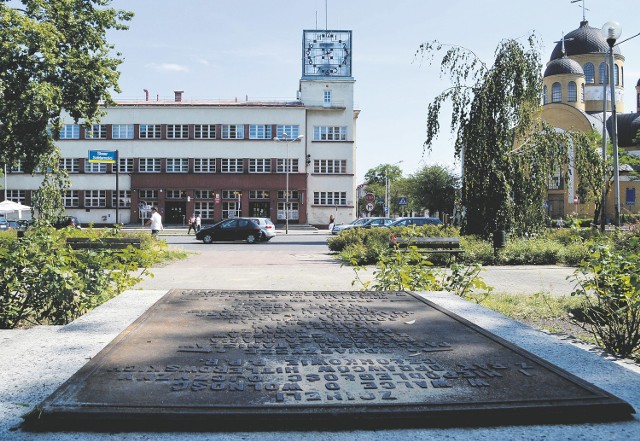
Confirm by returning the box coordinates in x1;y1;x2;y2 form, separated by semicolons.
66;237;141;251
389;235;464;263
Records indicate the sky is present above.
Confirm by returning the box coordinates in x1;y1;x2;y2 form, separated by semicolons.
106;0;640;183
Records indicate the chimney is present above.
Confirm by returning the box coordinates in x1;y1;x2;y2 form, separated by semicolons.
143;89;149;101
174;90;184;102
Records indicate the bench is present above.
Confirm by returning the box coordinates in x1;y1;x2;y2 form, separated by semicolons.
389;235;464;262
66;237;141;251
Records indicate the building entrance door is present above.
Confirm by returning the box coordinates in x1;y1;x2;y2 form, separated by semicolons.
249;202;270;219
165;201;186;225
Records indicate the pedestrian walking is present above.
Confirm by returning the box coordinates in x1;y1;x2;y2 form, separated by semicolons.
146;207;164;238
195;213;201;232
187;214;197;234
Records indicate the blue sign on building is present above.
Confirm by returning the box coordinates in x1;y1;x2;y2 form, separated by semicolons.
88;150;116;163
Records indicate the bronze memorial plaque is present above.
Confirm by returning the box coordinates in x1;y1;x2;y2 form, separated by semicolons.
25;290;634;431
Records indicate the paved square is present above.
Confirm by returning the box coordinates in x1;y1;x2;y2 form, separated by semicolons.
25;290;634;431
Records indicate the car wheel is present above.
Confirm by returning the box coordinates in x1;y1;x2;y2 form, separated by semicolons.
202;234;214;244
246;234;257;244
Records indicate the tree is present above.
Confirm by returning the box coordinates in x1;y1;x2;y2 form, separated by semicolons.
407;164;459;219
417;36;602;237
363;163;404;216
0;1;132;174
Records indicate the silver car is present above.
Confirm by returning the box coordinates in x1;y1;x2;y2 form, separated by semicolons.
245;217;277;241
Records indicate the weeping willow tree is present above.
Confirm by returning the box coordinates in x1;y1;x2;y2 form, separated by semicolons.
417;35;603;237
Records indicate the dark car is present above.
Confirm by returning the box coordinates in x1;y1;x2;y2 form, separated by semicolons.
387;217;443;227
196;218;264;244
53;216;81;229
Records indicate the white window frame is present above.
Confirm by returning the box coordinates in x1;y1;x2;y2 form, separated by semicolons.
166;124;189;139
221;124;244;139
139;158;161;173
313;126;347;141
194;158;216;173
249;158;271;173
85;124;107;139
85;190;106;208
276;158;298;173
139;124;162;139
249;125;272;139
314;191;347;206
276;125;300;138
314;159;346;174
84;162;107;173
60;124;80;139
221;158;243;173
63;190;79;207
60;158;79;173
116;158;134;173
112;124;134;139
112;190;131;208
194;124;216;139
166;158;189;173
195;201;215;220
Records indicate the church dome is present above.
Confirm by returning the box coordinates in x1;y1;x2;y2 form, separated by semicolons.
544;57;584;77
608;113;640;148
550;20;622;60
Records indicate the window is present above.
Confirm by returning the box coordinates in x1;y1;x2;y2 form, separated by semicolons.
222;202;240;219
324;90;332;104
60;158;79;173
195;190;215;199
112;190;131;208
63;190;79;207
581;84;585;103
194;124;216;139
60;124;80;139
313;191;347;205
222;190;242;199
139;158;161;172
567;81;577;102
9;162;24;173
277;158;298;173
314;159;346;174
543;85;548;104
551;82;562;103
166;124;189;139
249;125;272;139
250;190;270;199
85;124;107;139
84;162;107;173
221;158;243;173
584;63;595;84
194;158;216;173
277;190;299;200
166;190;186;199
112;124;134;139
599;62;608;84
139;124;162;139
221;124;244;139
166;158;189;173
313;126;347;141
626;188;636;206
249;159;271;173
195;202;214;220
116;158;134;173
85;190;106;208
277;201;299;221
276;125;300;138
614;64;620;86
6;190;26;203
139;190;158;200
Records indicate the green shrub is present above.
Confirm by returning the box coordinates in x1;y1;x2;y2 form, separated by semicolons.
0;226;156;329
570;243;640;358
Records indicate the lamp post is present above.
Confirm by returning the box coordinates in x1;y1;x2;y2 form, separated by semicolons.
273;133;304;234
602;21;622;227
384;161;403;217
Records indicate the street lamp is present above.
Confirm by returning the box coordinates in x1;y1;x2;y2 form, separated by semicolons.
273;133;304;234
384;161;403;217
602;21;622;227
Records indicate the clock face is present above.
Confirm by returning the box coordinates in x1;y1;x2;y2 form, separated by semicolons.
303;30;352;77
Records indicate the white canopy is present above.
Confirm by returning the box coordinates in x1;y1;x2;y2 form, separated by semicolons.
0;200;31;217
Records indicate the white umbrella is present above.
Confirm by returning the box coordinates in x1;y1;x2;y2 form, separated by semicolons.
0;200;32;219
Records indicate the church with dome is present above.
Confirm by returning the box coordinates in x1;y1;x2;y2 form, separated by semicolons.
541;19;640;222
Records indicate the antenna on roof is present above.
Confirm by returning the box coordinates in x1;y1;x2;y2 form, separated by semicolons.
325;0;328;30
570;0;589;22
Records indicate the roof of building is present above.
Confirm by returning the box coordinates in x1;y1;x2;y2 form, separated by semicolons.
544;56;584;77
610;112;640;148
550;20;622;61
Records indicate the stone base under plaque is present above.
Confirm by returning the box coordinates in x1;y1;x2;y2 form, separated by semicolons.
23;290;635;431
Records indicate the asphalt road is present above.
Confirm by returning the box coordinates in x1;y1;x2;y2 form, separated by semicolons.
136;230;577;295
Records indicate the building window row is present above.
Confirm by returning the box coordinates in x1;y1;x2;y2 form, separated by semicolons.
545;82;584;104
313;191;347;206
57;123;300;141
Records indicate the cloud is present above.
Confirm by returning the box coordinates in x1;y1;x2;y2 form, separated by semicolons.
145;63;190;73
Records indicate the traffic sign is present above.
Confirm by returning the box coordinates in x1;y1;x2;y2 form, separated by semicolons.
88;150;116;163
365;193;375;203
365;202;374;212
397;196;408;206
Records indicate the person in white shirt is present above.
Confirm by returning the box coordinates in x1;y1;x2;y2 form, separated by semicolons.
146;207;164;237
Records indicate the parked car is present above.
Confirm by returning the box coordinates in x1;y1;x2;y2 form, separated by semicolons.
358;217;394;229
196;218;265;244
244;217;277;240
331;218;370;234
386;217;443;227
53;216;81;229
0;216;8;231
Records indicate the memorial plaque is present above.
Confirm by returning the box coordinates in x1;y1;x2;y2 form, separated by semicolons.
24;290;634;431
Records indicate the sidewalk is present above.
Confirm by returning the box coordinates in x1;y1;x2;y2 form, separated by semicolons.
1;236;639;440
